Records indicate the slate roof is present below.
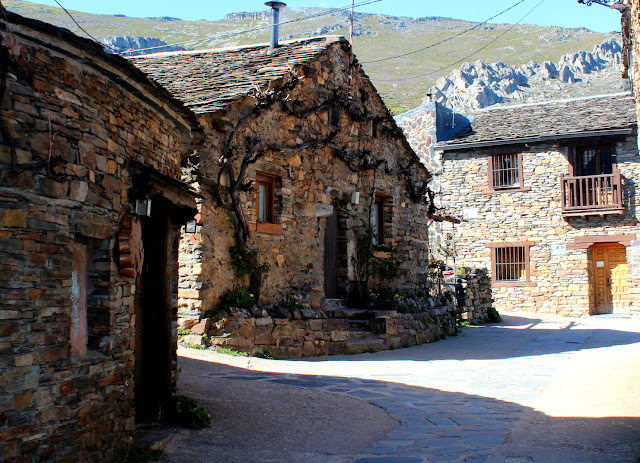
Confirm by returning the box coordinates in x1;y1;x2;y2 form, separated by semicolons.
436;93;637;150
131;36;346;114
3;10;202;138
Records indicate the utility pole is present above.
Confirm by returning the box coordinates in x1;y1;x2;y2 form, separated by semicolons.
350;0;354;44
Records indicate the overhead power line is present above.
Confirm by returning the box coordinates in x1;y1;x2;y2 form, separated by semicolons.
52;0;118;52
362;0;526;64
378;0;546;83
119;0;382;56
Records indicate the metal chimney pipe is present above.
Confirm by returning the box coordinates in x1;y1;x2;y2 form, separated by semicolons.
265;2;286;49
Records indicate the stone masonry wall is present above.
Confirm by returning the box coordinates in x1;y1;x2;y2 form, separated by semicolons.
0;17;194;463
191;306;457;359
458;269;494;322
178;41;432;324
439;136;640;315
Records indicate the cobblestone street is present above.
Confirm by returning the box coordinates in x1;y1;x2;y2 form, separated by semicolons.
165;312;640;463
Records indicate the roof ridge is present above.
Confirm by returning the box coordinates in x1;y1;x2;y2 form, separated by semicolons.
476;92;633;112
131;35;346;60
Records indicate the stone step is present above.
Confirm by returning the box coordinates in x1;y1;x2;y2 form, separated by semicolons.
348;319;370;332
325;298;346;310
325;307;369;319
346;338;385;354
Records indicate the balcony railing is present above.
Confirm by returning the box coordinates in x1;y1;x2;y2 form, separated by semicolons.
560;171;624;216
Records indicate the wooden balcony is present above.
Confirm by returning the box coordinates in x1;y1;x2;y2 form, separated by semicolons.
560;171;624;217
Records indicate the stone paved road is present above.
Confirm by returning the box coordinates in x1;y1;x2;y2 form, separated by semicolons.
167;312;640;463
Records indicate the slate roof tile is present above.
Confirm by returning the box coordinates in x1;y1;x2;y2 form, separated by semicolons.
438;93;636;148
131;36;346;114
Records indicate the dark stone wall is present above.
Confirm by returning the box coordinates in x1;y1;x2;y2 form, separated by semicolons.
0;17;194;462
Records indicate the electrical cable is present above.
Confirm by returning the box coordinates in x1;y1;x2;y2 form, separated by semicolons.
119;0;382;56
362;0;526;64
376;0;546;82
52;0;119;52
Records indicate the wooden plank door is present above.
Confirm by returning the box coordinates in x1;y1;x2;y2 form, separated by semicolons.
591;243;628;314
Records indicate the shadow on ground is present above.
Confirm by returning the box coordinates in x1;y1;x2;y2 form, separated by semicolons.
288;314;640;362
158;354;640;463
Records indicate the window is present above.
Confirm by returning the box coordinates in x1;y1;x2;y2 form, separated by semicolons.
488;242;535;286
372;195;385;245
71;243;88;358
489;153;522;189
255;173;282;234
572;145;614;176
256;173;274;224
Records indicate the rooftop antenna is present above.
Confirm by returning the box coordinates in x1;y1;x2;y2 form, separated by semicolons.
265;2;286;49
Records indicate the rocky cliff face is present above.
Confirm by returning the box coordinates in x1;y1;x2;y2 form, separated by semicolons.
431;38;628;113
102;36;190;55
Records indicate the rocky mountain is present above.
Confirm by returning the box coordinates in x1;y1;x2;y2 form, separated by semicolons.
431;38;627;113
6;0;620;112
102;36;190;55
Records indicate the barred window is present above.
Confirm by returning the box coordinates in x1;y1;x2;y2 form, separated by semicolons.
490;153;522;189
495;246;526;282
489;242;534;285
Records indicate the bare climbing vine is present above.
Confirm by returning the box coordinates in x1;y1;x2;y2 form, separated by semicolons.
212;65;436;247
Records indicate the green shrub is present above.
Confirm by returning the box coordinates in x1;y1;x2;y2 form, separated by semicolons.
486;307;502;323
255;348;276;359
422;315;435;325
221;289;255;310
175;395;211;429
122;445;162;463
229;244;269;298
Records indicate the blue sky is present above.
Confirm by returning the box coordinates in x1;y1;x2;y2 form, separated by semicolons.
26;0;622;32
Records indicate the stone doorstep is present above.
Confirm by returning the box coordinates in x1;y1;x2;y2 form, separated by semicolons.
325;307;370;318
134;423;179;452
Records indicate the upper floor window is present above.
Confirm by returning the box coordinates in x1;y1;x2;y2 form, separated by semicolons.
372;195;385;245
573;145;614;176
255;172;282;235
489;153;522;190
256;173;274;224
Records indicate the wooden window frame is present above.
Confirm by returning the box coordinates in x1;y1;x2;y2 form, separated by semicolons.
487;241;535;287
373;195;385;244
569;144;616;177
485;152;530;194
255;172;282;235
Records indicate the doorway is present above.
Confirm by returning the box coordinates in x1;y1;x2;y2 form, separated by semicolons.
324;201;347;299
590;243;629;315
134;201;173;423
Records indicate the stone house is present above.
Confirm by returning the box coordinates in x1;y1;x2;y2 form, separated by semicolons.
0;10;201;462
404;93;640;316
132;36;435;326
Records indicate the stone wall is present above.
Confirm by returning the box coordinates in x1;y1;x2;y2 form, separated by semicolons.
439;136;640;315
457;269;494;322
178;40;433;324
186;306;457;359
0;14;196;462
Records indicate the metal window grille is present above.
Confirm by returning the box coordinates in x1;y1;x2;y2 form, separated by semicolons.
492;153;519;188
495;246;526;282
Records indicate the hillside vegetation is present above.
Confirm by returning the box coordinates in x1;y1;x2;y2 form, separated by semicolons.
6;0;616;112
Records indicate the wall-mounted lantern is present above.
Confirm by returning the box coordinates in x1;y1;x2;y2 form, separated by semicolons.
351;191;360;205
135;199;152;217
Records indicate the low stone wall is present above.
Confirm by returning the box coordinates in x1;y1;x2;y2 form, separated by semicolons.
185;306;457;359
457;270;494;323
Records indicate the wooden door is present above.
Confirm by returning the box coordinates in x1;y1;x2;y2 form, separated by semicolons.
591;243;629;314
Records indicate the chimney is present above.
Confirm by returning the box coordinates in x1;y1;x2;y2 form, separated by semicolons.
265;2;286;49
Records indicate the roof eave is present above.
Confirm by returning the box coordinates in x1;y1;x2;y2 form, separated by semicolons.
435;128;635;151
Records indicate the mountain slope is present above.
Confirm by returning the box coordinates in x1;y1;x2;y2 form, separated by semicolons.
431;38;627;113
6;0;616;112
